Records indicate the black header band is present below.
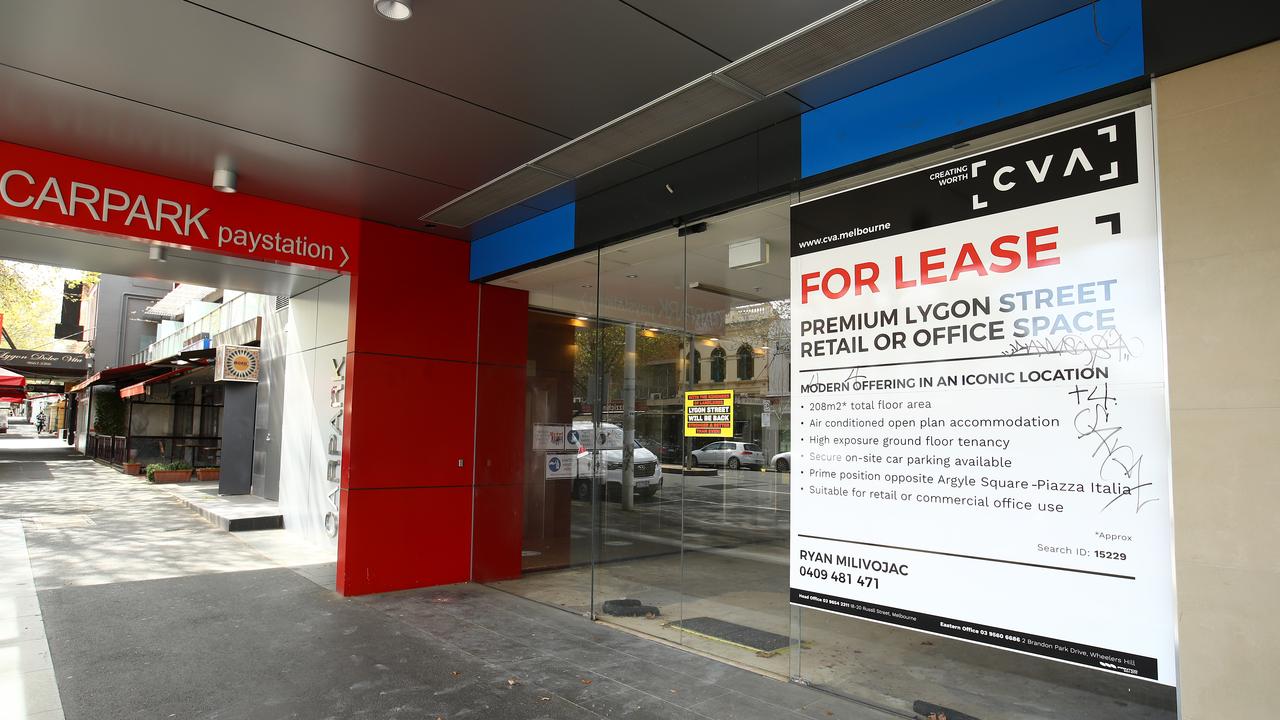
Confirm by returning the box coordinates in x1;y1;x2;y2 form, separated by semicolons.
791;112;1140;257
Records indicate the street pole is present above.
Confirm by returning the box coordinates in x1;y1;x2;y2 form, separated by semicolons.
621;323;636;511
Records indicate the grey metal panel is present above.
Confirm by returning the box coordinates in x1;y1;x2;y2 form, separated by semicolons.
0;64;461;230
0;0;563;190
626;0;856;60
195;0;728;138
220;381;256;495
252;307;287;500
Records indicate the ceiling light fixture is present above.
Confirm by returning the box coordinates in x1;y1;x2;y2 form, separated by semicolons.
625;274;638;279
374;0;412;21
212;156;237;194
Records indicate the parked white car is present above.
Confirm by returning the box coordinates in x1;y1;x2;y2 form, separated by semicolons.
771;451;791;472
689;441;765;470
569;419;662;500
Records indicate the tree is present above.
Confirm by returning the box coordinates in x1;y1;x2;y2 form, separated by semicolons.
572;322;685;401
0;261;60;349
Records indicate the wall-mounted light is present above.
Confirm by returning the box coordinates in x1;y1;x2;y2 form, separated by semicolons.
148;245;166;263
212;156;237;194
374;0;412;21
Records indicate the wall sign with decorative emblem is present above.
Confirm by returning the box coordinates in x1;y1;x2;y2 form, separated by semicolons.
215;345;261;382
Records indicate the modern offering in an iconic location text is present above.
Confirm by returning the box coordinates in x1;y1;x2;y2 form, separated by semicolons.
684;389;734;437
787;108;1175;684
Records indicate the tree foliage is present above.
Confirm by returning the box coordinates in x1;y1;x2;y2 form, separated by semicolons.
0;261;61;349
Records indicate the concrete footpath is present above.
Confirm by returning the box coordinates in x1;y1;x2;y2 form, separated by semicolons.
0;426;895;720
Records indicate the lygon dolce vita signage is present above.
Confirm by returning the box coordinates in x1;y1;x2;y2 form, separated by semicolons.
788;108;1174;684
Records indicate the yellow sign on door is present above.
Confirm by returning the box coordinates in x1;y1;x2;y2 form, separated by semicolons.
684;389;734;437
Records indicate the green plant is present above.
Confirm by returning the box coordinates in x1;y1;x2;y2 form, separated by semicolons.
92;389;127;436
145;460;193;482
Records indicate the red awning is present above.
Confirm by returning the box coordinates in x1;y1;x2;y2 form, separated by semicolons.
118;363;203;399
0;367;25;402
68;363;167;394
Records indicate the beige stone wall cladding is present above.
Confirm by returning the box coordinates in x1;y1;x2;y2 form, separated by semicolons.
1157;40;1280;718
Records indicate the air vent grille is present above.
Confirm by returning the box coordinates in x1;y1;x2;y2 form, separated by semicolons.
423;0;994;229
425;165;568;228
537;77;756;178
724;0;990;97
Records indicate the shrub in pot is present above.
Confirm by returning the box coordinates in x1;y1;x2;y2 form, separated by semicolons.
146;461;193;483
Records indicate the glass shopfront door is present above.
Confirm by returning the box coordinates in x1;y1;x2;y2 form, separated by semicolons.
488;98;1177;719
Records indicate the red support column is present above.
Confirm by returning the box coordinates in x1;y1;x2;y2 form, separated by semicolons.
472;284;528;583
336;222;527;596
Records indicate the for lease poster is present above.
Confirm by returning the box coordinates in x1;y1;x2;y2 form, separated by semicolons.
788;108;1175;684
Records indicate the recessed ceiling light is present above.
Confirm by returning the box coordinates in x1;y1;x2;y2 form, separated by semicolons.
625;274;638;279
581;284;593;288
374;0;412;21
576;316;590;321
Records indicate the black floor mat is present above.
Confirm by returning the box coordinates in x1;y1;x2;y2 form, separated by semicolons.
667;616;791;653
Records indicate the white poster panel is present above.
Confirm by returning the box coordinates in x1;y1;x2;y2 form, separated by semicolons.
788;107;1174;684
533;423;567;451
544;452;576;480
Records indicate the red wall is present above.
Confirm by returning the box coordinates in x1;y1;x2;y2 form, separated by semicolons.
337;222;527;595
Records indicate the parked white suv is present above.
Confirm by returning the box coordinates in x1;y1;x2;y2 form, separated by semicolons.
689;441;765;470
569;419;662;500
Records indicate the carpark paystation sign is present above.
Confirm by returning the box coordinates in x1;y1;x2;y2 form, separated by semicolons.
0;140;359;273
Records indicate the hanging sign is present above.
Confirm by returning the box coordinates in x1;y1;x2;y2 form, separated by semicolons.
684;389;734;437
533;424;567;451
215;345;261;383
0;348;90;372
544;453;576;480
0;141;358;273
788;108;1175;684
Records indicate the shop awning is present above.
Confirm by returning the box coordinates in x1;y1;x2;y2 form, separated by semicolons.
68;363;170;394
0;367;25;402
119;362;205;398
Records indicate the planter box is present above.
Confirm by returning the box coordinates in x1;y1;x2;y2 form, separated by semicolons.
150;469;192;484
123;462;142;476
195;468;220;482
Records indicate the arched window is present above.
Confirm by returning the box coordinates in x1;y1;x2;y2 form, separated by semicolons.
710;347;727;382
736;344;754;380
692;349;702;383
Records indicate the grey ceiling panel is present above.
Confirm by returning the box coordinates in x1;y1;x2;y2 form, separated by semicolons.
0;64;459;231
535;77;756;178
722;0;991;97
0;0;563;190
626;0;856;60
193;0;728;138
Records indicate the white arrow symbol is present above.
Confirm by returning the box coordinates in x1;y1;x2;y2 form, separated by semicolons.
339;246;350;268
